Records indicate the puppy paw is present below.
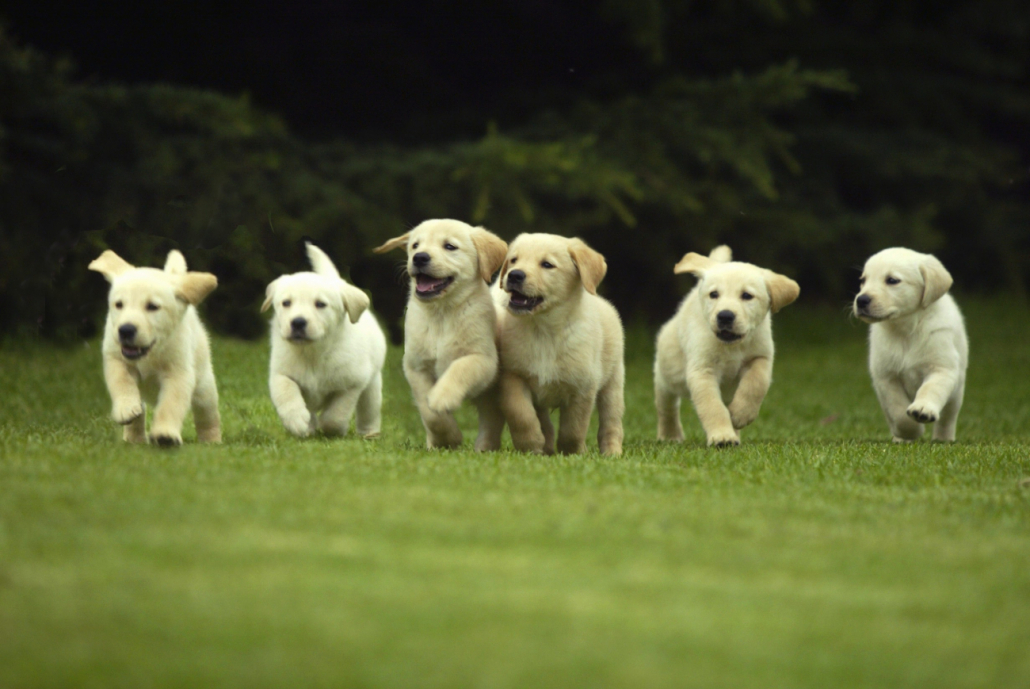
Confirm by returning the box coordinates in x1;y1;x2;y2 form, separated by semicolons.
427;385;464;414
282;411;314;437
906;402;939;424
112;399;144;425
729;403;759;430
149;433;182;448
707;430;740;448
892;436;916;444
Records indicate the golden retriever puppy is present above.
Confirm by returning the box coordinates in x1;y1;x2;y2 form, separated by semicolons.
495;233;625;455
853;247;968;442
262;242;387;438
89;249;220;446
654;246;799;447
374;219;507;450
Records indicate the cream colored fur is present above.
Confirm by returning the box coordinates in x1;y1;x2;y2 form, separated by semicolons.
853;247;968;442
654;245;799;446
89;249;220;446
373;219;507;450
495;233;625;455
262;242;387;438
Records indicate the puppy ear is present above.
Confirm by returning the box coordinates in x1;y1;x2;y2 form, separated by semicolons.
470;227;508;283
340;281;371;324
164;250;187;275
261;278;280;313
372;232;411;254
764;271;800;313
672;252;716;276
568;238;607;295
306;242;341;279
177;272;218;306
919;254;953;307
88;250;135;283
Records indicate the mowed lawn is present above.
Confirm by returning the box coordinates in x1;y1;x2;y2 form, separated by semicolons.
1;299;1029;688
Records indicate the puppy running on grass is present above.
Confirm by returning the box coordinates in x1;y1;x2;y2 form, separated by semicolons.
374;219;508;450
853;247;968;442
262;242;386;438
89;249;220;446
654;246;799;447
495;233;625;456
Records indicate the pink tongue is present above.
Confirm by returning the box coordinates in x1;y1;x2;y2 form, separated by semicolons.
416;276;446;293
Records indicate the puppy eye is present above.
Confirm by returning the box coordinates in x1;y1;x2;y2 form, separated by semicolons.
146;302;160;311
444;243;457;251
315;300;327;309
412;242;419;249
709;291;719;299
114;301;123;309
741;292;753;300
541;261;554;269
282;299;292;308
885;277;901;285
859;277;866;285
510;257;518;265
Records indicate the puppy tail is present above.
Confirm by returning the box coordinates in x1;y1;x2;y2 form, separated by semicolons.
164;250;188;275
306;242;342;279
709;245;732;263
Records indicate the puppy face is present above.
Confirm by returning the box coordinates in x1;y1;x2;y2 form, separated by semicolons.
498;234;607;315
90;250;217;361
373;219;507;302
854;248;953;323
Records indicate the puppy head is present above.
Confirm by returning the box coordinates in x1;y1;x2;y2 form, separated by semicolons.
373;219;507;302
90;250;217;360
261;243;369;343
854;248;952;323
675;248;799;344
498;234;607;315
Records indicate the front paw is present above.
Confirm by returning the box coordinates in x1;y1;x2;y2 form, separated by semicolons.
906;402;939;424
149;432;182;448
427;384;464;414
707;429;740;448
112;398;143;425
728;402;759;430
281;410;314;437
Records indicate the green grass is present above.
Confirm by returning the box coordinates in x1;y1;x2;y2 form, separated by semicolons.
2;299;1029;688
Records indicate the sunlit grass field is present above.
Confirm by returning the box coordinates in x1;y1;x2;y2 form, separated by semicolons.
2;299;1029;688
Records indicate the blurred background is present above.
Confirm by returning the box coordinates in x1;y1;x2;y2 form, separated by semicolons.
1;0;1027;341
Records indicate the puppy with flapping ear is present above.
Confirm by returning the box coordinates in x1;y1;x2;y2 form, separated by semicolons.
262;242;387;438
89;249;221;447
654;245;799;447
495;233;625;455
373;219;508;450
853;247;968;442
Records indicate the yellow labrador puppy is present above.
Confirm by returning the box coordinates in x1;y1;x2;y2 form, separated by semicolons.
654;246;799;447
495;233;625;455
374;219;507;450
262;242;387;438
89;249;220;446
854;247;968;442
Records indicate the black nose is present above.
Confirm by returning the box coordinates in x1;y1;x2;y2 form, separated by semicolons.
856;294;871;309
118;324;137;341
717;310;735;326
291;317;307;331
507;270;526;287
413;252;431;268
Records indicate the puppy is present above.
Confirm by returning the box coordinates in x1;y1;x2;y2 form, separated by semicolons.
373;219;507;450
89;249;220;446
495;233;625;455
262;242;387;438
853;247;968;442
654;246;799;447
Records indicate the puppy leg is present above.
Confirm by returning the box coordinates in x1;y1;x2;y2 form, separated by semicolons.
907;368;960;425
655;381;684;441
355;372;383;439
537;406;556;455
933;377;964;442
427;353;497;414
873;376;923;442
271;373;314;437
500;372;545;453
192;368;221;443
728;356;771;431
104;356;143;427
319;387;363;436
596;371;625;456
149;374;195;447
473;388;504;452
407;367;463;448
123;406;147;444
687;373;739;447
556;392;596;455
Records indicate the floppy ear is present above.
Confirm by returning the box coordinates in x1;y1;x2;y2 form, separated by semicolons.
88;250;135;283
372;232;411;254
919;254;953;307
672;252;716;276
261;278;280;313
177;272;218;306
568;238;607;295
306;242;341;279
340;281;371;324
470;227;508;283
164;250;187;275
764;271;801;313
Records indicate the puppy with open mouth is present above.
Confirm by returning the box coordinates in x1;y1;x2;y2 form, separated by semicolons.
262;242;387;438
374;219;508;450
89;249;220;446
654;246;799;447
854;247;968;442
495;233;625;456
